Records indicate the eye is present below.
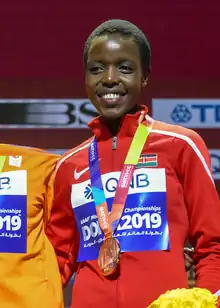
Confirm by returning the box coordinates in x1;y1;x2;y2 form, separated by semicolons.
88;65;104;75
119;65;133;74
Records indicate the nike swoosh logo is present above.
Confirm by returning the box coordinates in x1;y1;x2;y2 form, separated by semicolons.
74;159;101;180
74;166;90;180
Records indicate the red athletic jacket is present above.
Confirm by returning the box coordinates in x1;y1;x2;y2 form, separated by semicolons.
47;106;220;308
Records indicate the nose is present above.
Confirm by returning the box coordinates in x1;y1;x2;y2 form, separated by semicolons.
102;66;119;87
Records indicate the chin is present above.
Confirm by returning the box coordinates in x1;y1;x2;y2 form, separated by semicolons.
100;108;125;119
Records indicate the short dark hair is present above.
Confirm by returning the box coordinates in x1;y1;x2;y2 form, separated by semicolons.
84;19;151;75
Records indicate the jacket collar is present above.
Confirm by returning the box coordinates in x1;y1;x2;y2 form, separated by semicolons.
88;105;149;140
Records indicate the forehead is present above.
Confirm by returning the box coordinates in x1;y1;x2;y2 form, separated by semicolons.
87;33;141;63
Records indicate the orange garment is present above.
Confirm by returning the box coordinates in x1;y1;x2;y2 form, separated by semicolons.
0;144;63;308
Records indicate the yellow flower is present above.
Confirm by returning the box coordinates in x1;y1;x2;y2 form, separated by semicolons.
148;288;217;308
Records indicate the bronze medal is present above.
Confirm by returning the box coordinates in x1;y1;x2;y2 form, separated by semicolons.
98;237;120;276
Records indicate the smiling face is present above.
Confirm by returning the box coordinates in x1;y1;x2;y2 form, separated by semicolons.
85;33;148;119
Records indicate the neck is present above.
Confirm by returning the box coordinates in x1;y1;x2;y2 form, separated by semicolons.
105;105;140;136
106;118;121;136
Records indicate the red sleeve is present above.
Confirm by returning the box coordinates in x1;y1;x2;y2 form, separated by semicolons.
46;159;80;287
177;130;220;293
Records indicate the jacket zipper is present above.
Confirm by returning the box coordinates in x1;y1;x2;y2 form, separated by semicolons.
112;136;117;150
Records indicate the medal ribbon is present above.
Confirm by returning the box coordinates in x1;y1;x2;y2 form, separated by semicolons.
89;123;151;239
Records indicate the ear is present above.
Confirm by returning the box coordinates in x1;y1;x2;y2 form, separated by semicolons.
142;76;148;88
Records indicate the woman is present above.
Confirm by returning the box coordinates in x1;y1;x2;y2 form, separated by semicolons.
47;19;220;308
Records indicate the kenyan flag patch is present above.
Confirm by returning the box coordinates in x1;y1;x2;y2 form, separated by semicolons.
136;154;158;168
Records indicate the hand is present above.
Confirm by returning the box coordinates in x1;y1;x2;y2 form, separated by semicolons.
184;247;194;271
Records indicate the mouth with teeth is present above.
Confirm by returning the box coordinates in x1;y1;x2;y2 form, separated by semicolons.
98;92;126;105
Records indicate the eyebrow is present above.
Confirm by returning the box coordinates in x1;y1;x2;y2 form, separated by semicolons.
87;58;137;66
